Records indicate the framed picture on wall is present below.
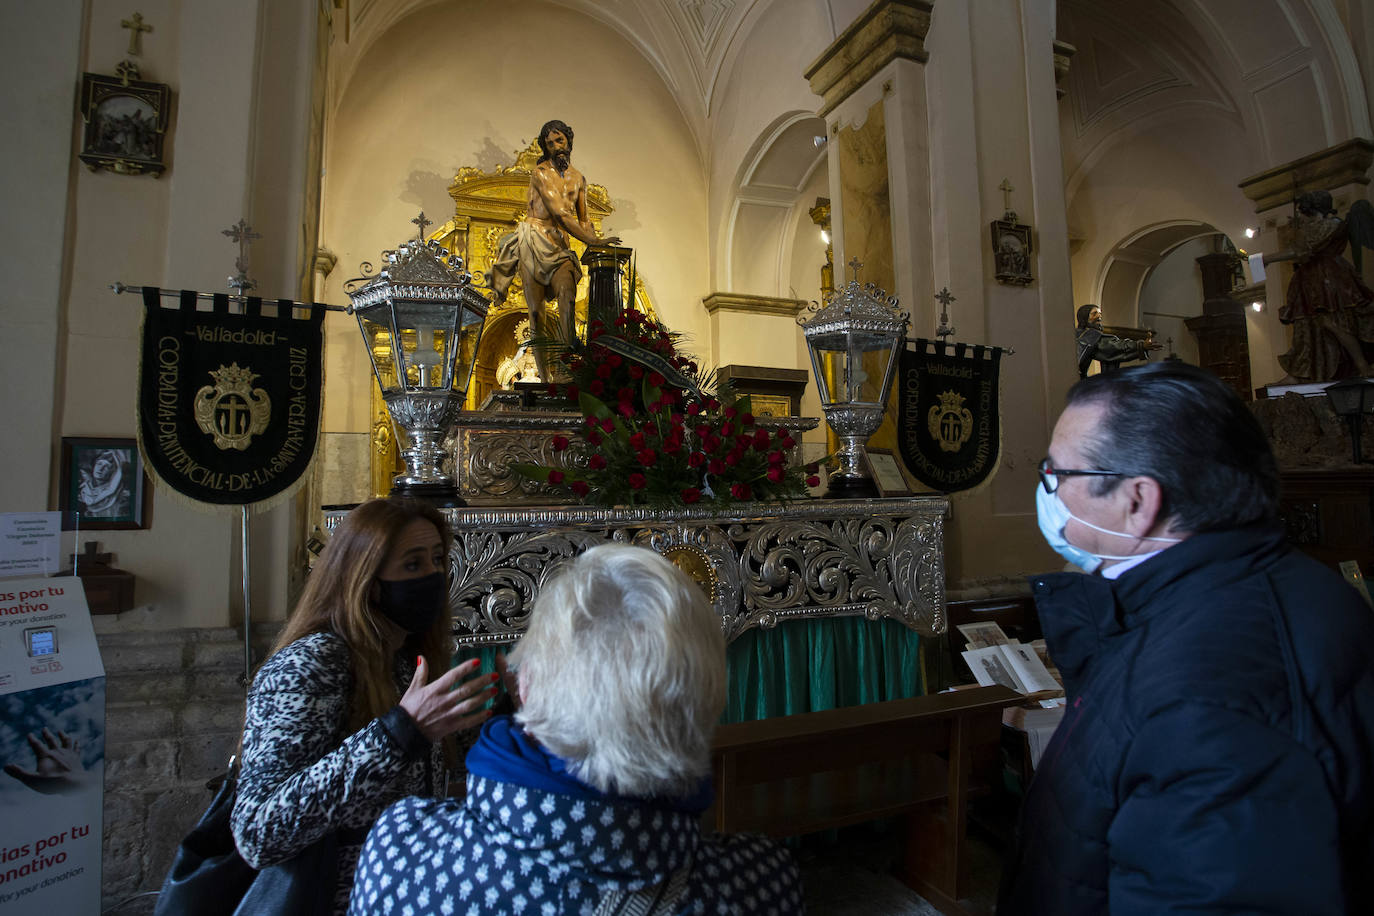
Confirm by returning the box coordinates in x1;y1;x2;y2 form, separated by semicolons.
59;438;150;530
865;448;914;498
78;72;172;176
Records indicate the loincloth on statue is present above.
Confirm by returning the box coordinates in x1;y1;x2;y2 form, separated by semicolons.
489;222;582;305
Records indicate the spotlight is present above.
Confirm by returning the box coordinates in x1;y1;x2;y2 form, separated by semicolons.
813;135;828;148
1244;227;1258;238
820;229;830;244
1251;300;1263;312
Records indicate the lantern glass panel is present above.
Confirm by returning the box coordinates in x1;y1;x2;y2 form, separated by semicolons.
811;329;899;406
357;313;400;391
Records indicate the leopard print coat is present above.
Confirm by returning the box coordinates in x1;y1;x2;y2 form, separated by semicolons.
230;631;453;914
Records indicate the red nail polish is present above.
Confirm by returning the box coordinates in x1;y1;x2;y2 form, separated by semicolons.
490;672;500;682
416;655;422;667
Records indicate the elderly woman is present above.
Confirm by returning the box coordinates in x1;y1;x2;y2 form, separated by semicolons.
349;543;803;915
231;498;497;914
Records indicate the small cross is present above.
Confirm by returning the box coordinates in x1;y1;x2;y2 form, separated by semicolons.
412;211;433;240
934;287;956;309
121;12;153;57
114;59;141;87
847;256;863;282
998;178;1015;212
222;219;261;294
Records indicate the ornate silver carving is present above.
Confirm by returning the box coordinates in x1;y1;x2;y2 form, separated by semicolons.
443;497;948;645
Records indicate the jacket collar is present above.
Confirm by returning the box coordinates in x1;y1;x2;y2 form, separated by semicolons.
1030;523;1286;687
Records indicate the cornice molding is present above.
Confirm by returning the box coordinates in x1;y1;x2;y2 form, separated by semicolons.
804;0;933;118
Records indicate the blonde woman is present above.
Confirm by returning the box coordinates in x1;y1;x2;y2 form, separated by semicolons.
350;544;803;916
231;498;496;913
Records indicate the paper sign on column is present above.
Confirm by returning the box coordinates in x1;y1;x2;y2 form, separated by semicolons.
1249;252;1266;283
0;513;62;579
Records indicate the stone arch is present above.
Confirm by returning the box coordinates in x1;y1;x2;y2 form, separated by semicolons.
720;111;828;296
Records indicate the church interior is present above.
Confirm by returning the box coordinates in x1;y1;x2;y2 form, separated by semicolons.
6;0;1374;912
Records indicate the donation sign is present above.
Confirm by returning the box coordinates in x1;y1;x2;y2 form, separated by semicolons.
0;577;104;915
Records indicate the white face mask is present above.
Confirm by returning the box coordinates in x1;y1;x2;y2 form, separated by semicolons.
1035;483;1181;573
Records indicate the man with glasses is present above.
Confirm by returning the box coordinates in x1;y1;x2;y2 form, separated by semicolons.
999;361;1374;915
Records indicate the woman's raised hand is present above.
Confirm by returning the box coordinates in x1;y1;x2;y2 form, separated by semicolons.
399;656;498;743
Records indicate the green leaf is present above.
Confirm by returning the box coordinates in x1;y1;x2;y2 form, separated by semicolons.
578;391;612;419
512;463;553;482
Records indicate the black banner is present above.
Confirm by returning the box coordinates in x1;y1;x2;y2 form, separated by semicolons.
137;289;324;508
897;339;1003;493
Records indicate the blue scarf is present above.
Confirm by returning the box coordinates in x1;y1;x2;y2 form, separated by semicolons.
465;715;713;814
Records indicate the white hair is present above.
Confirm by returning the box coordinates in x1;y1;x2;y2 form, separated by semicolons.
510;544;726;797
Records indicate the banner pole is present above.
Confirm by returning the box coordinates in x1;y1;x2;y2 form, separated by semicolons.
241;505;251;691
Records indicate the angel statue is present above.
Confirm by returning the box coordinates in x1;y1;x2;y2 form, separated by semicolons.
1264;189;1374;382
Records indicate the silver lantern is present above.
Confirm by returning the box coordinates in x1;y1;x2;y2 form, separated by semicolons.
348;239;489;504
799;269;909;498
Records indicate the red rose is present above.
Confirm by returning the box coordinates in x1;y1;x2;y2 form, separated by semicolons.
775;428;792;442
648;372;666;387
589;454;608;470
730;483;752;500
695;423;712;439
551;435;570;452
703;434;721;452
741;412;754;427
688;452;706;468
663;436;682;454
724;451;740;467
596;364;613;380
687;361;698;373
806;475;821;487
618;403;635;419
571;480;591;497
600;418;615;433
629;472;647;490
707;458;725;475
585;415;599;427
586;429;602;446
681;487;702;504
686;402;701;416
637;449;657;467
707;398;721;410
754;430;771;449
547;470;565;485
669;412;684;427
617;386;634;402
724;406;738;420
767;450;784;465
629;432;647;449
736;434;753;449
766;466;785;483
806;462;820;474
589;379;605;396
629;364;645;379
607;354;623;368
720;422;735;437
565;384;579;400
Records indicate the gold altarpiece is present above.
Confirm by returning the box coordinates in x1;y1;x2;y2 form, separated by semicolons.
369;141;659;496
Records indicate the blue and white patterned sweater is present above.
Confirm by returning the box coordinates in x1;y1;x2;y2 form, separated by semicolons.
349;721;803;915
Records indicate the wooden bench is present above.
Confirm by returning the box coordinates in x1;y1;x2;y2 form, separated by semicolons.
708;685;1021;916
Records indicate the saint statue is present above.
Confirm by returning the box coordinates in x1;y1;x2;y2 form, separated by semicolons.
1264;190;1374;382
489;119;621;379
1075;304;1159;378
495;319;542;389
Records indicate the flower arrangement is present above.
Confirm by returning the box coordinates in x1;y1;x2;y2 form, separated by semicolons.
514;308;820;507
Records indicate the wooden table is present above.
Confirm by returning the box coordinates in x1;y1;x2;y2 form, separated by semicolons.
709;685;1021;916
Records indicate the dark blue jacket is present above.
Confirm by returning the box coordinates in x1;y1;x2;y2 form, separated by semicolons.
1000;525;1374;914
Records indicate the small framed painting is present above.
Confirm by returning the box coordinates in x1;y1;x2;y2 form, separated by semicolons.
865;448;914;498
78;72;172;176
59;438;150;530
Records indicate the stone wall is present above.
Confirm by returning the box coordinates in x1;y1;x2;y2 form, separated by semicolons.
1250;391;1374;468
98;625;277;915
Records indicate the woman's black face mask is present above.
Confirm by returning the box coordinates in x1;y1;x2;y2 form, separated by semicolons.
373;572;447;634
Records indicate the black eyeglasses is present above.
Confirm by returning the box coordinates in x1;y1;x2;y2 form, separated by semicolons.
1038;457;1123;493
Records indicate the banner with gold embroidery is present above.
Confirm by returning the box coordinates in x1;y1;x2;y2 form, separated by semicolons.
136;289;324;510
897;339;1003;493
